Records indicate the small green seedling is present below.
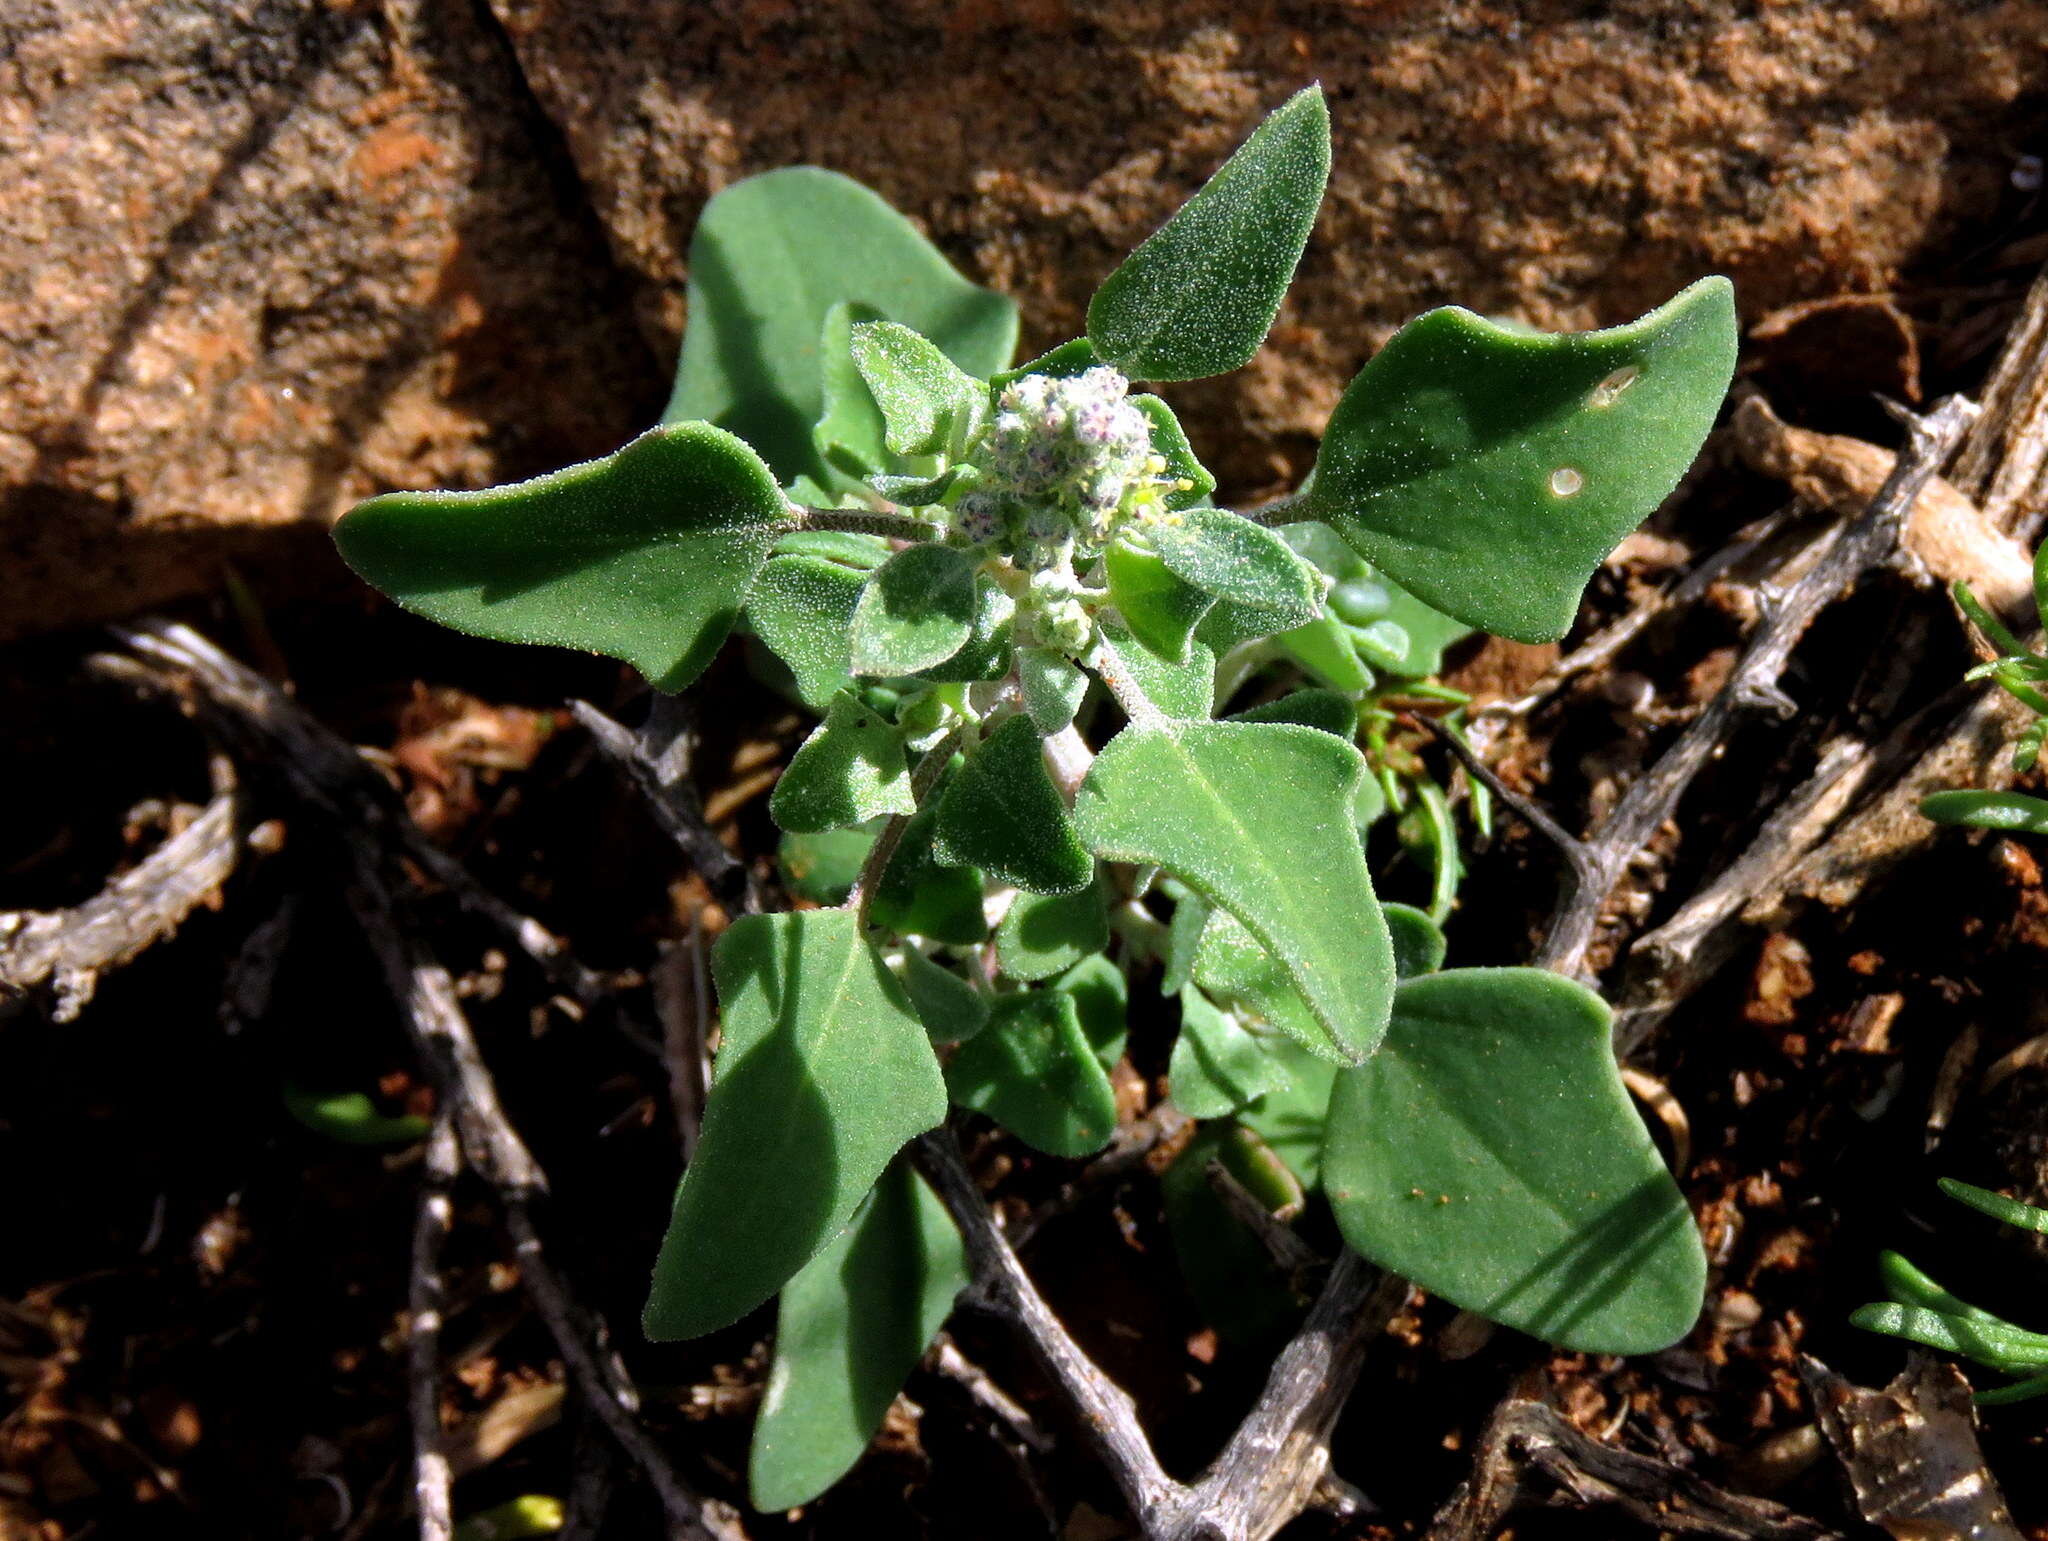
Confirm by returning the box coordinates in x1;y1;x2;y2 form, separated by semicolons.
1923;550;2048;835
336;86;1737;1509
1853;1179;2048;1406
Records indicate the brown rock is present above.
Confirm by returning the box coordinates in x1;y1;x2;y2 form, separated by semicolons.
0;0;659;641
8;0;2048;639
489;0;2048;490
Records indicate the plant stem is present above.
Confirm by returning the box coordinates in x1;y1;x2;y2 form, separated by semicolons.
785;504;946;542
1087;636;1168;728
845;726;964;926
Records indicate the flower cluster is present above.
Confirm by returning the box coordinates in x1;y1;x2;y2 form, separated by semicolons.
950;366;1173;560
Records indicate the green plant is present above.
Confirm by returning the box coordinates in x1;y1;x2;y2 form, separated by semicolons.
1853;1179;2048;1406
335;87;1737;1510
1922;550;2048;834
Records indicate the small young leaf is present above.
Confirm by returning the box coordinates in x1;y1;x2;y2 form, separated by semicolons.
749;1163;967;1512
779;823;879;906
1304;277;1737;643
1848;1304;2048;1372
1076;722;1395;1063
990;336;1099;388
335;422;787;693
1323;968;1704;1354
769;694;916;834
1055;954;1129;1068
1104;540;1215;665
1878;1250;2011;1327
849;544;978;676
933;715;1093;894
773;528;892;567
1160;890;1212;997
1098;620;1215;720
1940;1177;2048;1235
945;991;1119;1158
1921;790;2048;835
1163;1123;1310;1346
870;785;989;946
1087;86;1331;381
1153;509;1321;628
666;167;1017;486
911;577;1016;683
1169;990;1288;1118
644;910;947;1341
996;882;1110;982
1194;909;1327;1060
1228;689;1356;739
1238;1037;1338;1188
1272;617;1374;694
748;555;865;710
813;300;890;481
1018;646;1091;734
852;321;985;458
1130;395;1216;510
282;1084;431;1147
896;947;989;1045
1384;902;1448;979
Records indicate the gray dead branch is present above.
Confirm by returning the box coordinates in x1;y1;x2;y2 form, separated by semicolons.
1802;1354;2021;1541
0;761;242;1022
1426;1396;1844;1541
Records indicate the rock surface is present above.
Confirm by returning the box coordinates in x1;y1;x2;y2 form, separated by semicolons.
7;0;2048;637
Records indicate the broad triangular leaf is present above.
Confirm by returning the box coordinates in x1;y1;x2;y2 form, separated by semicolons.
1075;721;1394;1062
748;554;865;710
1153;508;1321;627
644;911;947;1340
1105;540;1214;665
666;168;1017;485
995;882;1109;982
1018;646;1091;734
336;422;785;692
1323;968;1704;1354
1303;278;1737;643
769;693;915;834
1088;86;1330;381
945;991;1118;1158
933;715;1092;894
849;544;977;676
749;1162;967;1511
852;320;984;458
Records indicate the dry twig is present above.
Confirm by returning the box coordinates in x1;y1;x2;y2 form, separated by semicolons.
408;1113;459;1541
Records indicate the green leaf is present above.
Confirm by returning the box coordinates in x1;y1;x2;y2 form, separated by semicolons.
1384;902;1447;978
991;337;1099;389
1848;1304;2048;1372
912;577;1016;683
1941;1177;2048;1235
644;910;948;1341
773;528;891;567
1087;86;1330;381
1055;954;1128;1068
1878;1250;2010;1327
871;786;989;946
453;1497;565;1541
1304;278;1736;643
1169;990;1288;1118
1238;1037;1337;1189
1075;722;1394;1063
666;167;1018;486
870;466;969;507
1323;968;1704;1354
1228;689;1355;739
1193;909;1326;1059
1104;540;1214;665
282;1084;430;1147
945;991;1119;1157
1163;1123;1309;1346
748;555;865;710
750;1162;967;1512
1099;621;1215;720
813;300;890;481
1018;647;1091;735
1272;618;1374;694
852;321;985;458
897;947;990;1045
1153;509;1321;628
336;422;786;693
779;823;878;906
1922;790;2048;835
996;882;1110;982
1130;395;1216;510
1160;891;1212;997
1363;583;1470;678
769;693;914;834
849;544;978;676
933;715;1092;895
